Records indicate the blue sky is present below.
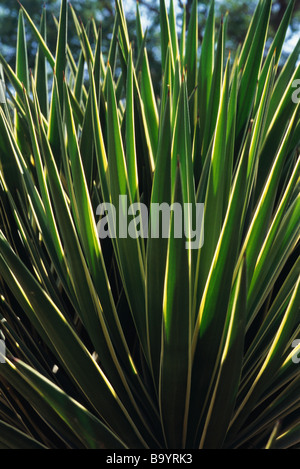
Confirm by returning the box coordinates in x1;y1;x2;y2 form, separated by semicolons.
122;0;300;62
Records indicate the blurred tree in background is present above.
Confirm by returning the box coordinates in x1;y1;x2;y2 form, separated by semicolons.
0;0;299;95
0;0;117;64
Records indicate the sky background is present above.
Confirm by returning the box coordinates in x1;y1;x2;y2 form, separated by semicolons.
0;0;299;67
122;0;300;59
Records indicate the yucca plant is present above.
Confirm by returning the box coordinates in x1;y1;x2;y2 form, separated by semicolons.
0;0;299;450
